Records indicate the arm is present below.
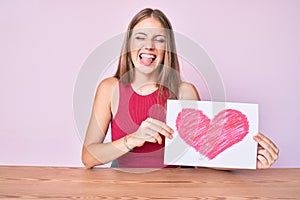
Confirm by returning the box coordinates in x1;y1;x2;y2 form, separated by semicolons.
82;78;174;169
82;78;131;168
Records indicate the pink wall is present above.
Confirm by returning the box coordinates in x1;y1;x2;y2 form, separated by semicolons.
0;0;299;167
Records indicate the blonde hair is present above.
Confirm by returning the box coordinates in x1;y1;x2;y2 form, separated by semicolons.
114;8;181;99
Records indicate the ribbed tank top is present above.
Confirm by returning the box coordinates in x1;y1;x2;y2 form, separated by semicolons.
111;81;173;168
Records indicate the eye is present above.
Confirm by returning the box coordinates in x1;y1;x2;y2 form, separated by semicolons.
154;36;166;43
135;36;146;40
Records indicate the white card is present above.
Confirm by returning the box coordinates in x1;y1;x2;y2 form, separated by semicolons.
164;100;258;169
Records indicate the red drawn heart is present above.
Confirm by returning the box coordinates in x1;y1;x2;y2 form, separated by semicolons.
176;108;249;160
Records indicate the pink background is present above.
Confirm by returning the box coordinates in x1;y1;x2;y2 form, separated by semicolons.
1;0;299;167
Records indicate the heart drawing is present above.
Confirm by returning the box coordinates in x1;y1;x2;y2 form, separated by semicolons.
176;108;249;160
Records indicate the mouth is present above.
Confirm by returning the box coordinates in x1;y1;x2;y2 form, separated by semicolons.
139;53;157;66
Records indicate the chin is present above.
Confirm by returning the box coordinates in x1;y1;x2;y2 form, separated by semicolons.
135;64;159;74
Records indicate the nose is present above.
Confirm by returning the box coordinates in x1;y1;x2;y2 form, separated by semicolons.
144;38;154;50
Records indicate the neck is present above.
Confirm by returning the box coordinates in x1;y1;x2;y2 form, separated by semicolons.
132;69;159;87
131;69;159;95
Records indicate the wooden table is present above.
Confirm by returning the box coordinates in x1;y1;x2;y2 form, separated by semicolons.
0;166;299;199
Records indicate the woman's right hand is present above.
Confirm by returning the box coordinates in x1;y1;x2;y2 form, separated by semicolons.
126;118;174;148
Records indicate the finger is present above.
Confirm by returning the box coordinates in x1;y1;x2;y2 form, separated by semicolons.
144;134;163;144
146;118;174;134
144;129;163;144
253;133;279;161
152;132;163;144
258;149;274;166
256;133;279;154
257;145;264;151
257;144;279;164
142;128;163;144
256;157;263;169
144;136;158;144
146;118;174;139
257;154;270;169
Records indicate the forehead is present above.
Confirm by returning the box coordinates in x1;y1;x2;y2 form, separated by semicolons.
132;17;166;35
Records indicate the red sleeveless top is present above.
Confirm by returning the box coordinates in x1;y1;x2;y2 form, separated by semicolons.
111;82;173;168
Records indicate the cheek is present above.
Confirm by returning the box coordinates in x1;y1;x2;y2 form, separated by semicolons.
130;43;138;60
130;40;143;52
130;51;138;66
157;50;165;61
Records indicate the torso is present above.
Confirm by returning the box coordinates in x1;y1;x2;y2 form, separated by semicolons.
104;77;199;168
110;81;173;168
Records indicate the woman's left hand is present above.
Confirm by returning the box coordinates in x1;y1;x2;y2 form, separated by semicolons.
253;133;279;169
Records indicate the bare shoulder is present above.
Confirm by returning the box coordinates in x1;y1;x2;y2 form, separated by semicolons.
94;77;119;116
178;82;200;100
96;77;118;96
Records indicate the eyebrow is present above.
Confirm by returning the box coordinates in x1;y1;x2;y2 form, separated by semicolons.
133;32;147;36
133;32;166;38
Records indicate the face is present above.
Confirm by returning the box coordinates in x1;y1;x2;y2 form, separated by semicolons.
130;17;167;75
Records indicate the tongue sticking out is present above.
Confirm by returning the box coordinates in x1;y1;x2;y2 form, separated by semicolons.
140;57;153;66
139;54;156;66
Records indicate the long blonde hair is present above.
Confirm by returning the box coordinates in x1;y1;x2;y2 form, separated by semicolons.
114;8;181;99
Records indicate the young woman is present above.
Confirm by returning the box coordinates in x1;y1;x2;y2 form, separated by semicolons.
82;8;279;169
